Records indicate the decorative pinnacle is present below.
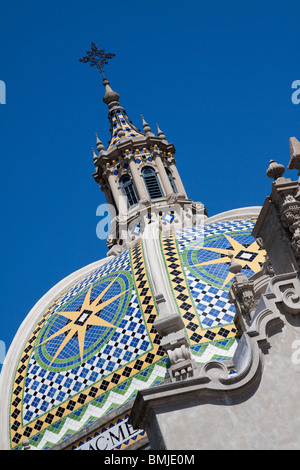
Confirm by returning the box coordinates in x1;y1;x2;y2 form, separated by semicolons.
141;115;154;135
79;42;116;80
228;252;243;275
266;159;285;180
141;115;150;132
92;147;98;163
102;78;120;106
95;133;105;152
79;43;119;107
156;123;166;140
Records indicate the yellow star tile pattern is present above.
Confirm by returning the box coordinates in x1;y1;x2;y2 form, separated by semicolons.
9;245;165;449
174;218;266;360
194;234;265;288
40;276;128;366
160;230;238;346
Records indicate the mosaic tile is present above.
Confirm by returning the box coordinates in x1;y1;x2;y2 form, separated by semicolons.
9;242;166;449
9;218;264;450
108;110;144;149
175;218;265;361
68;412;146;450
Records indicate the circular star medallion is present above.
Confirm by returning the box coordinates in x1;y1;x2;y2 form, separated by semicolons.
182;228;266;291
35;272;132;371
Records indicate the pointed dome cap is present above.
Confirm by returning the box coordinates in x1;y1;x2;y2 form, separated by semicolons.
101;78;144;150
103;79;120;106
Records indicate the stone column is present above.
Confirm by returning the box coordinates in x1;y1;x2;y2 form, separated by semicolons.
106;170;127;215
168;157;187;197
126;156;149;201
142;223;198;383
152;150;174;195
101;183;117;217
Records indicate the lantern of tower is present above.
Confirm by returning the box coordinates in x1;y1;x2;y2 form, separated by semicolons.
93;78;207;255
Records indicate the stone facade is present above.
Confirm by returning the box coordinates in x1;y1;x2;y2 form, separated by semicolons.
129;150;300;450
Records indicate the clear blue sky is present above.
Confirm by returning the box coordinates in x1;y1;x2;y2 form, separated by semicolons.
1;0;300;371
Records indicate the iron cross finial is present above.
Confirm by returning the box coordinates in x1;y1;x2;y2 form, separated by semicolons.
79;42;116;79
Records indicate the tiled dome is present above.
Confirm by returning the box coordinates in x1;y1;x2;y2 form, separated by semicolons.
6;216;264;449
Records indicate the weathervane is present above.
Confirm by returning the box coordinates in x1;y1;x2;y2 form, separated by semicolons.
79;42;116;79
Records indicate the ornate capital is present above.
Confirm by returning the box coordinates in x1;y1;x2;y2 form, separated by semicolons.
279;192;300;259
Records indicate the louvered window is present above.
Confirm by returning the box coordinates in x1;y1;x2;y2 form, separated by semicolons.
119;174;138;208
166;168;178;193
142;166;164;200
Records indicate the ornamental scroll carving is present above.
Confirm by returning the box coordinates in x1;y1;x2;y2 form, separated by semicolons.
279;192;300;259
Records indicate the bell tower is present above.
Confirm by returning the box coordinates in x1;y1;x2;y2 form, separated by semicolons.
92;77;207;255
80;43;206;255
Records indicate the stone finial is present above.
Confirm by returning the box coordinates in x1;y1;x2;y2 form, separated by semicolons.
92;147;98;163
229;253;242;275
156;123;166;140
95;133;105;152
266;160;285;180
288;137;300;171
228;252;248;285
141;115;154;135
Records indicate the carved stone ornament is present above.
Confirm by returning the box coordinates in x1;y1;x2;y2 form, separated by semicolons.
106;243;125;257
279;193;300;258
166;193;179;205
160;329;198;382
231;275;255;314
266;159;286;180
288;137;300;171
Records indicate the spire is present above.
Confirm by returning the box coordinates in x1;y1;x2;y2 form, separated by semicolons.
91;147;98;164
85;45;199;254
95;133;105;152
156;123;167;141
101;78;144;150
141;115;154;136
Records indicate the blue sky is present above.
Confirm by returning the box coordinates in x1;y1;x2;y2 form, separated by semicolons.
1;0;300;370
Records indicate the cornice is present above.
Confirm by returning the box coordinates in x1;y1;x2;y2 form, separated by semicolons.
94;137;176;169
